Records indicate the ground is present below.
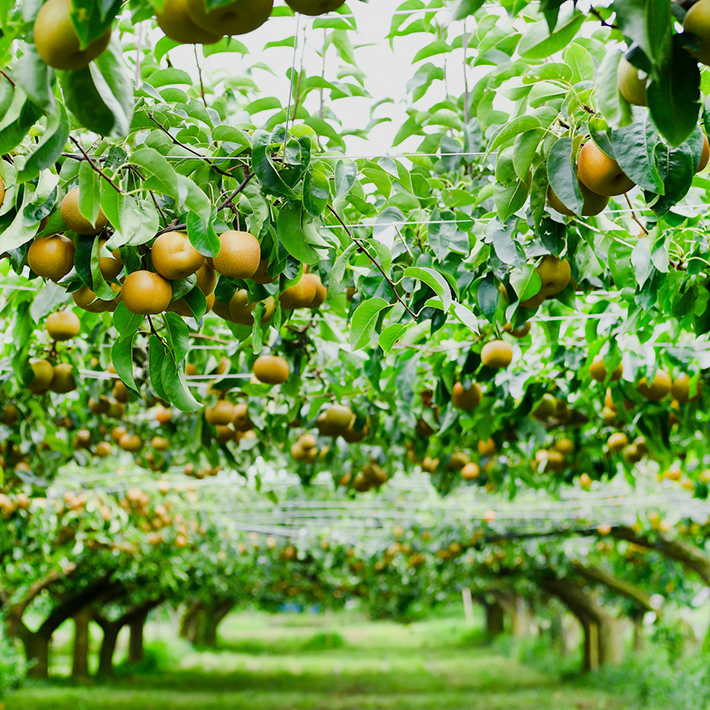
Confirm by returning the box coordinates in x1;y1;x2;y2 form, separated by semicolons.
4;609;626;710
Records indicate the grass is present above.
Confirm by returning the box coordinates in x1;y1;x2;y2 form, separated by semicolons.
3;608;626;710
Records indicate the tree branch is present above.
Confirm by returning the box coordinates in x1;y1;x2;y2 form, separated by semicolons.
327;205;417;319
69;137;124;194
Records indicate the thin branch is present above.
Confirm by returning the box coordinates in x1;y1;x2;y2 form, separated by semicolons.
462;21;470;126
69;136;124;194
216;171;255;211
284;12;301;141
0;69;15;88
146;113;235;179
327;204;417;320
189;332;232;345
624;193;648;236
194;45;207;108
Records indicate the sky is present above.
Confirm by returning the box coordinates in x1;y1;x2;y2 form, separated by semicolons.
160;0;468;158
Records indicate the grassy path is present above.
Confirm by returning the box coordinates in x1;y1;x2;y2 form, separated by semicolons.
3;612;624;710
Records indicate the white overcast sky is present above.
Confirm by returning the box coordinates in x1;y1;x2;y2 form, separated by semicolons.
160;0;470;157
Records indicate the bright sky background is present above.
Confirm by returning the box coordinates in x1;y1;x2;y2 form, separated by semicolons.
158;0;471;158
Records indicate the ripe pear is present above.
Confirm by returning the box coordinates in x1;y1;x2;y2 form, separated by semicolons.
122;271;172;315
72;285;117;313
253;355;289;385
229;290;276;325
684;0;710;65
184;0;273;36
617;56;647;106
34;0;112;70
196;262;217;295
589;355;623;383
119;433;143;452
638;370;672;401
233;402;253;432
46;310;80;341
28;235;75;281
577;141;635;197
481;340;513;369
213;230;261;279
49;363;77;393
452;382;482;410
151;231;205;280
61;188;108;235
27;358;55;393
156;0;222;43
547;183;609;217
317;404;353;436
536;256;571;296
285;0;345;14
1;404;19;426
205;400;235;426
280;274;317;309
95;441;112;458
307;274;327;308
251;259;277;284
98;239;122;280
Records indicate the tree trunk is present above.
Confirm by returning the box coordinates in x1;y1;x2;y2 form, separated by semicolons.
599;615;625;665
22;631;51;679
203;600;235;647
97;623;120;677
180;601;203;642
540;575;621;673
485;601;505;638
581;619;599;672
72;607;92;679
493;591;528;637
127;611;147;664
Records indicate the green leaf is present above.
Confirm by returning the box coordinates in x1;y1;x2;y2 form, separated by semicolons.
486;116;541;158
149;335;170;403
202;37;249;57
90;236;117;300
378;323;408;353
178;175;212;224
186;210;220;257
79;159;101;226
59;39;133;137
277;202;324;264
0;87;43;155
452;302;480;335
161;354;202;412
612;118;664;193
453;0;485;20
650;143;695;215
252;129;296;198
403;266;452;311
351;298;391;350
547;137;583;215
518;11;585;59
113;302;143;336
631;236;652;287
614;0;672;77
303;169;329;217
646;36;701;147
412;40;452;64
476;275;499;323
510;264;542;301
513;128;544;182
330;241;357;291
14;45;56;113
595;49;633;128
17;103;69;184
71;0;120;46
162;312;190;363
494;180;529;222
131;147;179;198
335;161;358;198
111;335;139;395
